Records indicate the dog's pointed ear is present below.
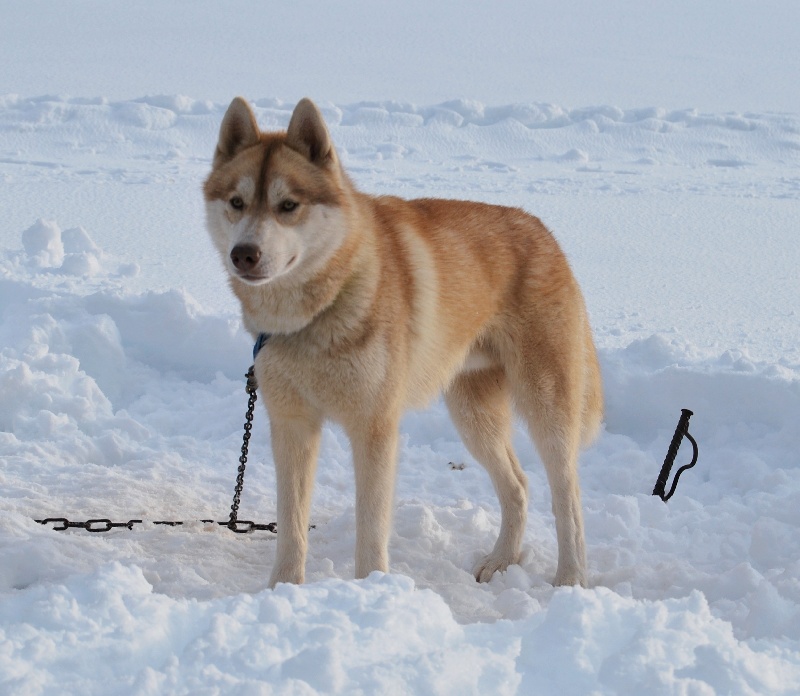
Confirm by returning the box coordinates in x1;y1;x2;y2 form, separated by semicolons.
214;97;260;165
286;98;334;164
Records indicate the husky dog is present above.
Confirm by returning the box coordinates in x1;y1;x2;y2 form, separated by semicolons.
204;97;603;588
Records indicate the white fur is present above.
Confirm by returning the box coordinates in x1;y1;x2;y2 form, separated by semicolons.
205;198;349;289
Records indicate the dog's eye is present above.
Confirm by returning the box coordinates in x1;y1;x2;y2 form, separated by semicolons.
229;196;245;210
280;200;298;213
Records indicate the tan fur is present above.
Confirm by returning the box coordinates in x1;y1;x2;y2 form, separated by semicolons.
204;97;603;588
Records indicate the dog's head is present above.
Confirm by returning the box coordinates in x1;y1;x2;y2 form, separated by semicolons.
204;98;350;286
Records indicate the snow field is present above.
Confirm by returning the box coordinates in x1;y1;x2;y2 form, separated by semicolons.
4;0;800;113
1;95;799;692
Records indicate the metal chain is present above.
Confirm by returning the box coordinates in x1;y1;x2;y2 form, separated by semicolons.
228;365;259;528
35;364;278;534
35;517;278;533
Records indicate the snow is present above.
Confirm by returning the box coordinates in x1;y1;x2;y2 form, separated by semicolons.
3;0;800;113
2;2;800;694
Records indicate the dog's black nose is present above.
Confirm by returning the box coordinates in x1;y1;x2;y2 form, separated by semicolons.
230;244;262;272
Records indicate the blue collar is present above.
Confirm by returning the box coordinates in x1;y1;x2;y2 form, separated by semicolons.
253;332;271;360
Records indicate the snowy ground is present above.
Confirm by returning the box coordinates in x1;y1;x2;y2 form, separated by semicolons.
2;3;800;694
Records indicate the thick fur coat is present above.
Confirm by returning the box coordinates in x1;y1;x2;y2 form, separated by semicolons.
204;97;603;587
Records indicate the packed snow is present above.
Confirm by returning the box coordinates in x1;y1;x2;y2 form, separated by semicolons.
2;2;800;694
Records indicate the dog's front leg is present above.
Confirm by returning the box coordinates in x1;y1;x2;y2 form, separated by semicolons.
268;412;322;587
348;416;400;579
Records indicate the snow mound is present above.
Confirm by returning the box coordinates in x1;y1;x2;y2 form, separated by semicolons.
2;564;797;695
0;565;520;695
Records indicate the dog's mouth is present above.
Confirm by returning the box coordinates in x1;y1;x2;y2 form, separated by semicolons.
234;271;271;286
233;255;298;285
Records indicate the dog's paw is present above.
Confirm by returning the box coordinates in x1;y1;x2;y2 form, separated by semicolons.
268;564;304;588
473;552;516;583
553;566;587;588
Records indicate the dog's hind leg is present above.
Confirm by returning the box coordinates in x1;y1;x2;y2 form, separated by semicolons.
445;366;529;582
512;361;588;588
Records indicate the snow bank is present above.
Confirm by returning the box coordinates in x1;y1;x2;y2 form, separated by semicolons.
0;565;519;695
2;564;797;694
4;94;798;168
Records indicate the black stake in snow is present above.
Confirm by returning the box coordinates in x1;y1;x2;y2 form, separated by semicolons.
653;409;699;502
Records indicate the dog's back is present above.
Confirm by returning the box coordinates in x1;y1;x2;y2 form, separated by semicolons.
363;194;601;435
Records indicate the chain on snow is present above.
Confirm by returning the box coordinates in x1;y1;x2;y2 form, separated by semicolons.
35;365;279;535
35;517;278;533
